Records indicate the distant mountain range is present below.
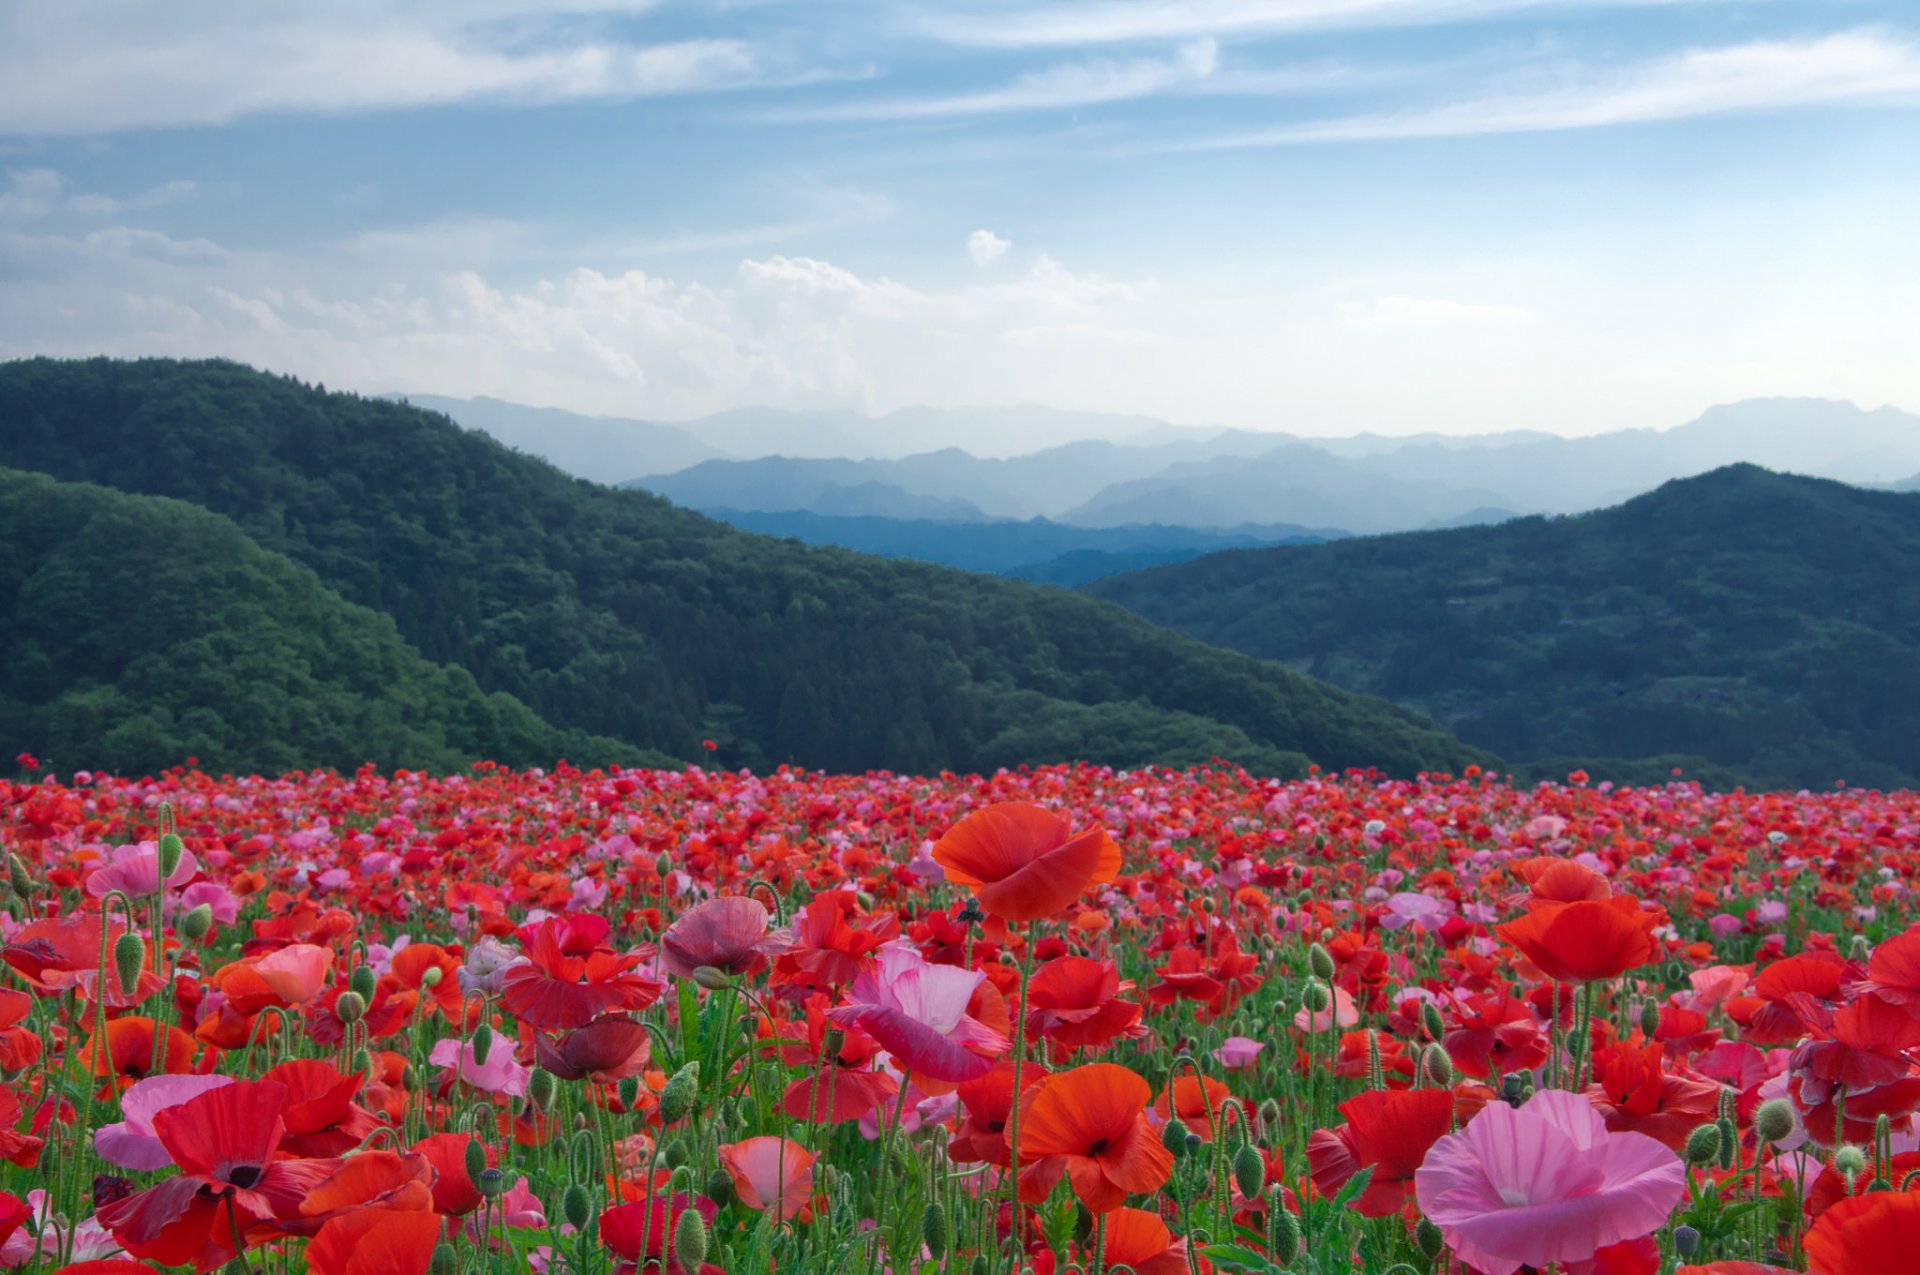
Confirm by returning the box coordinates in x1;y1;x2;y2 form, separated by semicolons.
1089;466;1920;790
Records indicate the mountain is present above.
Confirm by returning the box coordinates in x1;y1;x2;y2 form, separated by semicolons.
1089;465;1920;789
629;458;993;521
387;394;728;482
697;510;1335;583
0;467;643;776
682;404;1209;461
1888;473;1920;494
0;357;1485;779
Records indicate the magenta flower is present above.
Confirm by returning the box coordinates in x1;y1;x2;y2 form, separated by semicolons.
430;1036;531;1097
85;841;198;898
827;945;1009;1081
94;1074;235;1170
1414;1088;1685;1275
1212;1036;1265;1071
660;896;785;980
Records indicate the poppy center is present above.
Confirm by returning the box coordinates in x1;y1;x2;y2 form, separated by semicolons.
227;1164;264;1190
1087;1138;1110;1156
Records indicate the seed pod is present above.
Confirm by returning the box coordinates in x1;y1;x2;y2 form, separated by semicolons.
1422;1043;1454;1088
1420;1001;1446;1042
113;932;146;993
1684;1123;1722;1167
922;1200;948;1256
1307;942;1335;981
658;1061;701;1124
1754;1097;1796;1144
429;1243;459;1275
673;1205;709;1272
333;991;367;1025
1674;1224;1701;1257
476;1167;509;1198
463;1137;488;1185
705;1167;735;1207
420;965;444;988
1639;1002;1660;1036
690;965;735;991
663;1137;688;1169
619;1076;642;1111
1269;1198;1301;1266
1232;1143;1266;1197
349;965;377;1000
171;901;214;945
1162;1115;1192;1157
562;1183;593;1229
7;854;32;899
529;1067;557;1111
472;1022;494;1066
157;832;186;880
1415;1216;1444;1260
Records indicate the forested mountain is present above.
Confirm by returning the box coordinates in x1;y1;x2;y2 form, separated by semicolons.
0;468;643;776
702;509;1332;585
1090;466;1920;789
0;357;1485;778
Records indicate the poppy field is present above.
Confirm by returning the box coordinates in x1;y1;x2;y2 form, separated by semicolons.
2;757;1918;1275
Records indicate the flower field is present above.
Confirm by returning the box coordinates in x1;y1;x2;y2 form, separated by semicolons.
2;757;1919;1275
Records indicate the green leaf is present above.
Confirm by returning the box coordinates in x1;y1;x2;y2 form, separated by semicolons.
1199;1243;1280;1274
1332;1164;1375;1211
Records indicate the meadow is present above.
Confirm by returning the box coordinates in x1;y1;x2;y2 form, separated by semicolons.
0;755;1914;1274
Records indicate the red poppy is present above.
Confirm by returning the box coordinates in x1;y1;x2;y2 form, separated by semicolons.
1025;957;1143;1054
932;802;1121;923
771;891;899;990
1099;1206;1194;1275
501;919;663;1030
306;1208;441;1275
1804;1191;1920;1274
261;1058;381;1157
3;915;165;1007
535;1013;653;1084
1153;1075;1234;1141
413;1133;494;1216
1442;991;1550;1079
84;1017;196;1089
949;1058;1048;1167
1017;1062;1173;1212
1586;1039;1722;1151
388;944;466;1021
290;1151;436;1233
1497;895;1659;983
1304;1089;1454;1217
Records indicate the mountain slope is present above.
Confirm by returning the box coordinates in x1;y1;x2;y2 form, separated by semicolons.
1090;466;1920;788
0;467;643;776
0;357;1485;778
389;394;728;482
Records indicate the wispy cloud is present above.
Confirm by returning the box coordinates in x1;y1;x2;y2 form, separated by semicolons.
766;40;1220;121
927;0;1710;48
1196;29;1920;145
1341;295;1532;327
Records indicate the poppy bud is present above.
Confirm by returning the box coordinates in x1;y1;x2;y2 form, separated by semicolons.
674;1205;709;1272
529;1067;557;1111
1716;1116;1737;1169
7;853;32;899
561;1183;593;1229
1674;1225;1701;1257
855;890;875;910
618;1076;642;1110
350;1048;371;1075
658;1061;700;1124
421;965;444;988
113;932;146;993
1268;1195;1300;1265
1162;1115;1191;1156
1302;981;1331;1013
177;904;213;941
157;832;186;881
655;852;673;880
1684;1123;1721;1166
1381;1266;1419;1275
1663;960;1686;984
476;1167;509;1198
1422;1043;1454;1088
1851;935;1872;964
705;1167;735;1206
1420;1001;1446;1042
922;1200;948;1256
334;991;366;1025
463;1138;488;1184
430;1243;460;1275
472;1023;494;1066
349;966;377;1000
970;1258;990;1275
662;1136;687;1168
1639;1002;1660;1036
401;1063;419;1093
1754;1097;1796;1144
1415;1216;1444;1260
690;965;735;991
1258;1099;1282;1135
1307;943;1335;981
1835;1145;1867;1181
1233;1143;1265;1197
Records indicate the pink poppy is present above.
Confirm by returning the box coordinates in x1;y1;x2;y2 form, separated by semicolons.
659;896;784;980
252;944;335;1005
827;946;1009;1082
719;1136;817;1221
86;841;199;899
1415;1089;1685;1275
429;1037;531;1098
95;1074;236;1170
1212;1037;1264;1071
1294;984;1359;1032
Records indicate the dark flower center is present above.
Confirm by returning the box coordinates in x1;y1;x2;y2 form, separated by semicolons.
1087;1138;1109;1156
227;1164;263;1190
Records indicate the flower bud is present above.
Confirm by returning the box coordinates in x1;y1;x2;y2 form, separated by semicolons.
1716;1116;1737;1170
1851;935;1873;964
618;1076;641;1111
430;1242;460;1275
471;1023;494;1067
350;1048;371;1075
421;965;444;988
333;991;367;1025
705;1167;735;1207
1307;943;1335;981
1684;1123;1722;1167
7;854;32;899
1162;1115;1192;1157
529;1067;557;1112
113;932;146;993
1420;1001;1446;1042
662;1135;687;1168
1674;1224;1701;1257
1269;1196;1301;1265
1415;1216;1444;1260
922;1200;948;1256
463;1137;488;1185
157;832;186;880
561;1183;593;1229
178;903;214;941
349;965;377;1000
658;1061;700;1124
1422;1043;1454;1088
1232;1143;1266;1198
401;1063;420;1093
655;852;673;880
1639;1002;1660;1037
690;965;735;991
1302;980;1331;1013
1754;1097;1796;1144
1835;1144;1867;1181
673;1205;709;1272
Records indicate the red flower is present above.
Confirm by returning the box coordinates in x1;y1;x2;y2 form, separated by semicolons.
1025;957;1143;1054
660;896;783;980
1586;1039;1722;1151
306;1208;441;1275
1305;1089;1454;1217
932;802;1121;923
535;1014;653;1084
1804;1191;1920;1274
261;1058;381;1158
501;919;662;1030
1017;1063;1173;1213
1099;1206;1195;1275
1497;896;1659;983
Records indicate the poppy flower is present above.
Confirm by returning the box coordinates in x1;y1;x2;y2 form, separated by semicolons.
931;802;1121;923
601;1193;717;1269
719;1136;818;1220
778;1007;898;1124
535;1014;653;1084
3;916;165;1008
770;891;899;991
1305;1089;1454;1217
1586;1040;1724;1152
388;943;466;1021
94;1075;235;1171
261;1058;381;1158
1017;1062;1173;1213
1497;896;1659;984
85;841;198;899
1414;1088;1685;1275
1443;991;1551;1079
1024;957;1143;1054
501;919;663;1031
1099;1206;1195;1275
412;1134;494;1216
306;1208;440;1275
83;1018;196;1089
1804;1191;1920;1274
827;946;1009;1082
1154;1075;1234;1142
949;1058;1047;1167
660;896;784;980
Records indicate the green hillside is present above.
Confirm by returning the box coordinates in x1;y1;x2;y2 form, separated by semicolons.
0;468;646;776
1089;465;1920;789
0;357;1486;778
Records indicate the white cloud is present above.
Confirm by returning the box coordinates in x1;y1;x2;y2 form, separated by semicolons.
769;39;1218;121
967;229;1011;265
1340;295;1532;327
1200;29;1920;145
0;5;778;134
0;167;61;218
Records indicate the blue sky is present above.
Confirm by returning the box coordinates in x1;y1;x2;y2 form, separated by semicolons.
1;0;1916;436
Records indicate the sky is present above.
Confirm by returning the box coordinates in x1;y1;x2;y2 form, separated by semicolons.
0;1;1916;438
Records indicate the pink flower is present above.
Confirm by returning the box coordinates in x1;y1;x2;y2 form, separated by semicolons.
430;1036;531;1097
1689;964;1751;1010
828;946;1009;1082
85;840;198;898
660;896;784;980
719;1136;818;1221
1212;1037;1264;1071
94;1074;235;1170
180;881;241;924
1294;984;1359;1033
1415;1089;1685;1275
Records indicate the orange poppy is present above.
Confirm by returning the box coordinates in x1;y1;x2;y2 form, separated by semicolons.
84;1017;195;1088
1496;895;1658;983
1017;1062;1172;1212
1804;1191;1920;1275
1153;1074;1234;1140
1100;1207;1194;1275
306;1208;441;1275
932;802;1121;923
